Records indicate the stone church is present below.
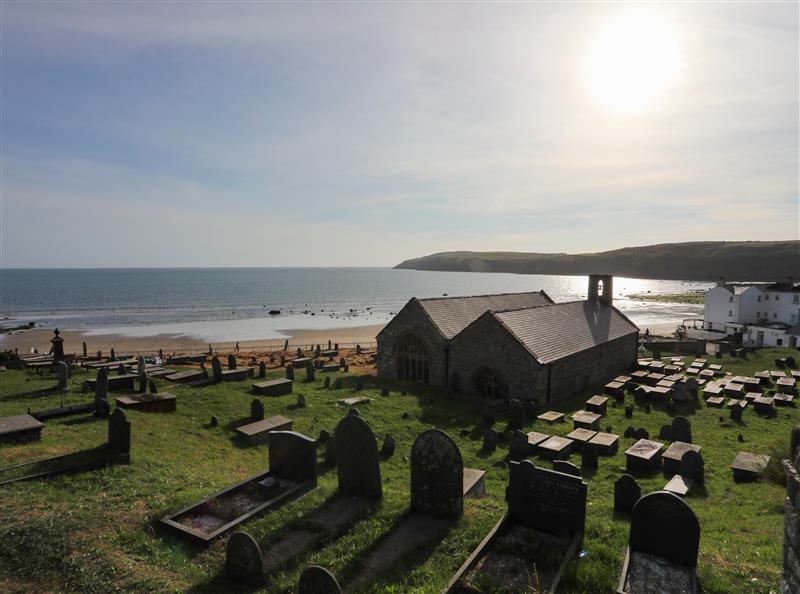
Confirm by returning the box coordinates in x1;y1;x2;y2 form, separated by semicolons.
376;275;639;404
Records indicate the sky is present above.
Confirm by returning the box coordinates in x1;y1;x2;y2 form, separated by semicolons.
1;2;798;267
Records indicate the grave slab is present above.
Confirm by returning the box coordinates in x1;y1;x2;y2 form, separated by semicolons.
625;439;664;473
585;395;608;415
337;396;371;407
706;396;725;408
236;415;293;444
166;369;205;383
538;436;573;460
252;378;293;396
0;414;44;444
537;410;565;424
463;468;487;499
116;393;177;413
588;431;620;455
571;410;601;431
731;452;770;482
566;428;597;449
662;442;702;478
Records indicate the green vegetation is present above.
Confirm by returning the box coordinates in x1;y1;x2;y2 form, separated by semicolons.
0;348;798;593
627;292;706;304
394;240;799;281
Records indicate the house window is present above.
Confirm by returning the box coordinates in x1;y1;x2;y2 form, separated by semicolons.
794;295;799;304
765;294;770;300
758;295;762;302
729;296;734;302
776;295;780;301
728;310;733;317
774;313;778;319
777;338;783;346
475;367;500;399
396;334;430;383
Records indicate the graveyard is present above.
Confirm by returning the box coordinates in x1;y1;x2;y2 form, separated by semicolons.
0;346;799;593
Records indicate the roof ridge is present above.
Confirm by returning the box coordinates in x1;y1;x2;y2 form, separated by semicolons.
417;290;549;303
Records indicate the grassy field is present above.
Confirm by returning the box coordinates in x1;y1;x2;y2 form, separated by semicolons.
626;292;706;305
0;347;798;593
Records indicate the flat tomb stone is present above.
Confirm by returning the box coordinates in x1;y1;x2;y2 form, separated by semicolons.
699;370;714;379
753;396;775;414
588;432;619;455
706;396;725;408
166;369;205;383
731;452;770;482
702;384;723;396
292;358;312;368
463;468;486;499
631;370;650;383
774;393;795;406
0;414;44;443
769;370;786;378
538;436;573;460
321;364;340;373
625;439;665;473
663;474;693;497
615;375;632;383
252;378;293;396
147;368;177;377
526;431;550;450
221;368;253;382
571;410;601;431
116;393;177;413
662;442;702;478
585;395;608;415
537;411;564;423
743;392;761;401
727;398;747;409
86;374;138;392
708;364;722;371
605;381;626;395
645;372;666;385
566;428;597;448
236;415;293;444
338;396;371;407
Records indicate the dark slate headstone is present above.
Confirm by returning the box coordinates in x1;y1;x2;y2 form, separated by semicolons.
82;341;88;357
269;431;317;484
411;428;464;518
212;357;222;382
298;566;342;594
482;428;498;452
286;366;295;381
280;354;286;367
258;361;266;379
228;354;237;370
297;394;306;408
553;460;581;477
581;446;598;469
137;372;147;394
251;398;265;421
634;428;649;440
334;414;382;499
624;426;636;438
137;356;146;375
658;425;674;441
225;531;263;584
730;403;743;421
325;437;337;466
95;367;109;403
508;399;526;430
614;474;641;513
509;430;529;460
210;415;219;427
629;491;700;567
680;450;704;485
306;364;315;382
324;376;331;389
148;378;157;394
339;357;346;368
108;408;131;455
790;425;800;461
334;378;342;390
117;363;127;376
625;405;634;418
356;377;364;391
50;328;65;363
318;429;330;443
685;378;699;400
672;416;692;444
381;435;396;458
110;348;116;361
507;460;587;537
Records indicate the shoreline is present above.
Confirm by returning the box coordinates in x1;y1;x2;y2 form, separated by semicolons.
0;325;386;355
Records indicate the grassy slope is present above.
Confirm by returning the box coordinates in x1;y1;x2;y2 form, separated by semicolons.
0;348;798;593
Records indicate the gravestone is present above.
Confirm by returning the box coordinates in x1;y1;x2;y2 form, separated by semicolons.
297;347;303;358
251;399;265;421
328;339;332;350
95;368;109;416
348;407;360;417
730;402;743;421
680;450;704;485
225;532;263;585
482;429;498;452
634;428;649;440
624;426;636;438
685;378;699;400
286;366;295;381
411;429;464;518
137;356;146;375
268;431;317;484
50;328;65;364
306;364;315;382
258;361;266;379
658;425;674;441
334;378;342;390
117;363;126;376
381;435;396;458
159;349;164;359
212;357;223;382
280;354;286;367
625;405;633;418
315;345;321;357
283;339;289;352
672;416;692;443
582;446;598;469
629;491;700;568
324;376;331;389
210;415;218;427
97;350;102;359
138;373;147;394
614;474;641;513
508;399;526;429
148;379;157;394
297;394;306;408
507;460;587;537
298;566;342;594
82;341;88;358
672;382;690;403
334;343;339;351
108;408;131;455
356;377;364;391
510;430;529;460
335;414;382;499
56;361;69;391
340;357;346;368
553;460;581;477
228;354;237;370
325;437;337;466
110;348;116;361
318;429;330;443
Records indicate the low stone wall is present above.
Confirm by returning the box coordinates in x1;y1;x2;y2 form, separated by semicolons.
783;427;800;593
644;340;706;356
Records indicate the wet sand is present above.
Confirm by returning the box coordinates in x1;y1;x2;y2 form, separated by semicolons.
0;325;386;356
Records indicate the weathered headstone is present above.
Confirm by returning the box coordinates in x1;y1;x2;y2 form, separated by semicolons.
335;414;382;499
224;532;263;585
680;450;704;485
251;398;265;421
334;378;342;390
411;429;463;518
138;372;148;394
629;491;700;568
625;405;634;418
210;415;219;427
212;357;223;382
297;394;306;408
258;361;266;379
614;474;641;513
228;354;237;370
508;399;526;429
117;363;126;376
658;425;674;441
730;402;743;421
108;408;131;455
82;341;88;358
137;356;145;375
482;428;498;452
553;460;581;477
298;566;342;594
50;328;65;364
324;376;331;389
356;344;362;355
56;361;69;391
286;366;295;381
110;348;116;361
95;367;109;409
672;416;692;444
381;435;396;458
634;428;649;440
582;446;598;469
306;363;315;382
148;378;157;394
340;357;346;368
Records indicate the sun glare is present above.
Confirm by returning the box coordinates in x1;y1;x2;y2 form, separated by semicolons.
586;10;685;113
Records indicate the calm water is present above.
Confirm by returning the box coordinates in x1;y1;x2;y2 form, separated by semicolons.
0;268;711;341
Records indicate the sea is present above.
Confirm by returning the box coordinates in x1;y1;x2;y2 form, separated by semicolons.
0;268;712;342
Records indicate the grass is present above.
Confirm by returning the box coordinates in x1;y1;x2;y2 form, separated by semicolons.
626;292;706;305
0;347;798;593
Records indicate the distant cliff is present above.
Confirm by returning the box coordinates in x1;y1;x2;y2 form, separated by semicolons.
394;241;800;282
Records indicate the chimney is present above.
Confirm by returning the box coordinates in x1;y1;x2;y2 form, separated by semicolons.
716;277;727;288
588;274;613;306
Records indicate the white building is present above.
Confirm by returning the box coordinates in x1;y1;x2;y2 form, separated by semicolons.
703;281;800;347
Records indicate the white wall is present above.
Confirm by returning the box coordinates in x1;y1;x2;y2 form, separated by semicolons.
704;286;737;331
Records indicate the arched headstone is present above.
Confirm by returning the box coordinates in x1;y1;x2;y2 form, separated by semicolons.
251;398;265;421
553;460;581;477
582;446;598;469
108;408;131;455
95;367;109;403
56;361;69;391
680;450;704;485
211;357;222;382
334;414;382;499
258;361;266;379
482;429;498;452
298;566;342;594
614;474;641;513
672;416;692;443
306;363;315;382
410;428;463;518
508;399;525;430
381;435;396;458
137;356;145;375
630;491;700;567
228;354;237;370
286;366;295;381
225;532;263;584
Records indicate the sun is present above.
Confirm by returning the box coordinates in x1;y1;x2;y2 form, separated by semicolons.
585;10;685;113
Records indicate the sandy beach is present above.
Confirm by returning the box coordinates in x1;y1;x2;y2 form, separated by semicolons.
0;324;386;356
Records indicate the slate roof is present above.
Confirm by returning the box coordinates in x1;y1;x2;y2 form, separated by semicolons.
493;300;639;364
417;291;553;339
